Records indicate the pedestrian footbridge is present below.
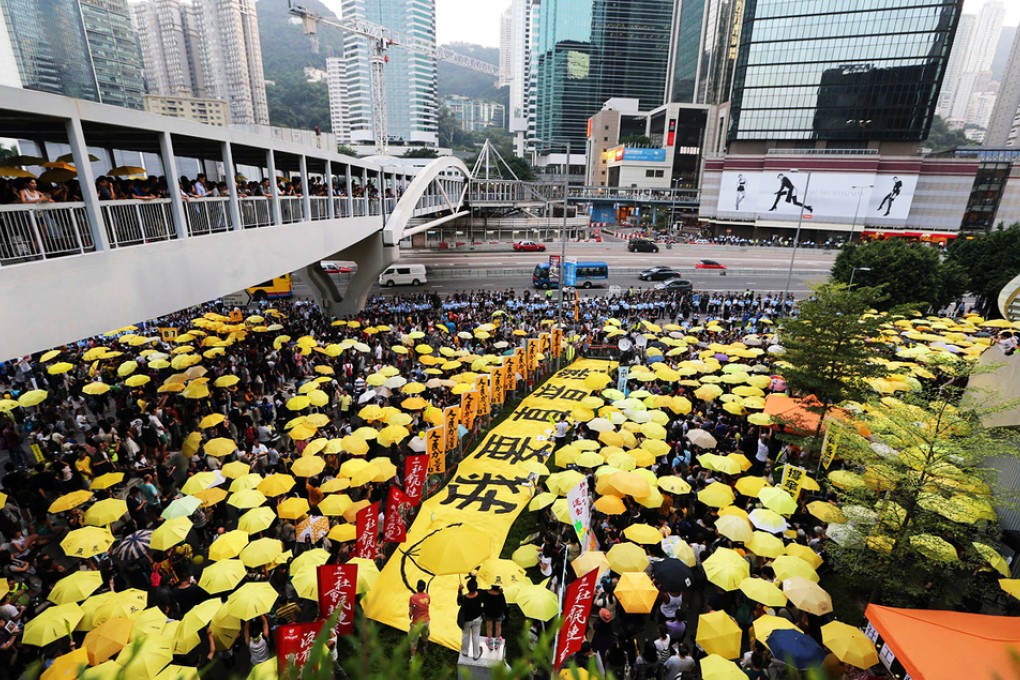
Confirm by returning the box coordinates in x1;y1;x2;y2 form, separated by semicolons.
0;87;469;359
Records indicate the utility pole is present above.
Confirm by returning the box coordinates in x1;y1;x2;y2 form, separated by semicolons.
783;169;812;302
557;141;570;337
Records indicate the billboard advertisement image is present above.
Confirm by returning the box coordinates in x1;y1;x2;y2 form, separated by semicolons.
717;170;917;223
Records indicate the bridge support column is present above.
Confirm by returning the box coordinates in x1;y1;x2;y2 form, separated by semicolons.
327;233;398;317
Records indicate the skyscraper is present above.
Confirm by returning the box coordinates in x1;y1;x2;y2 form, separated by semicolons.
665;0;743;106
79;0;144;109
986;28;1020;147
501;0;533;155
326;56;352;144
936;1;1005;124
341;0;438;146
499;6;513;89
1;0;100;101
131;0;268;125
132;0;205;97
728;0;961;145
530;0;675;149
0;2;21;88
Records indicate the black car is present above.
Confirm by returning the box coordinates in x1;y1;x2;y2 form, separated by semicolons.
655;277;693;292
639;266;681;281
627;238;659;253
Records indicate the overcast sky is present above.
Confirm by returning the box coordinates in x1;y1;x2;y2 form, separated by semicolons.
319;0;1016;49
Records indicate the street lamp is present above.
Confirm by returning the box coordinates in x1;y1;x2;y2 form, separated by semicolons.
557;141;571;338
847;184;872;244
848;266;871;287
782;169;812;301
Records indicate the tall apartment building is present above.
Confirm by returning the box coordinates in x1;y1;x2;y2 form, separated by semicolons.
498;7;513;89
326;57;352;144
501;0;533;156
937;1;1005;125
131;0;268;125
340;0;438;146
0;0;144;108
441;95;506;132
529;0;675;151
987;28;1020;147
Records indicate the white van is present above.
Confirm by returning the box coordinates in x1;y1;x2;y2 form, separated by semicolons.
378;263;427;287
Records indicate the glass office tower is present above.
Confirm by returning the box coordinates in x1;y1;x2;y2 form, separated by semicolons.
667;0;744;105
729;0;962;142
532;0;674;148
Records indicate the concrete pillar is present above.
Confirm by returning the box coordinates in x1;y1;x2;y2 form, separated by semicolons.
300;155;311;220
159;131;188;239
65;117;109;250
334;232;398;316
221;142;242;230
325;160;335;219
266;150;283;226
345;166;353;217
361;166;369;214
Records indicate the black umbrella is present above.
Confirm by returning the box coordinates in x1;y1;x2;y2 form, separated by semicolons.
651;557;694;591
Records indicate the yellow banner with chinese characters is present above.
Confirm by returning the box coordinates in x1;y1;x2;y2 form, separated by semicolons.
363;358;617;651
819;420;841;470
780;464;806;499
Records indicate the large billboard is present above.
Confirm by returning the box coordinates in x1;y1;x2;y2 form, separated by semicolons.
611;147;668;162
717;170;917;222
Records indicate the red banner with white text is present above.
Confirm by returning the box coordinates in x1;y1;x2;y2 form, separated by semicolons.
355;501;380;559
383;486;413;543
403;454;428;504
317;563;358;636
553;568;599;669
276;621;321;673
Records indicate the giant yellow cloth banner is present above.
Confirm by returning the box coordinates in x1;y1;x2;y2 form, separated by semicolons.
363;358;617;650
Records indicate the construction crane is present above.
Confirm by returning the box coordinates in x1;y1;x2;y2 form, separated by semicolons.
289;1;501;155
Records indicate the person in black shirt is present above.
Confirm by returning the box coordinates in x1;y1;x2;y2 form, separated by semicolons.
457;577;484;660
482;584;507;651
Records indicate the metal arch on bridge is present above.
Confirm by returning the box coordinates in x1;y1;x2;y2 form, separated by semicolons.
0;87;463;359
382;156;471;246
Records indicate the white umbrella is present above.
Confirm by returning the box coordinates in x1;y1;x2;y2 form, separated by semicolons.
687;429;717;449
358;390;377;404
587;417;615;432
384;376;407;389
767;345;786;356
408;436;427;453
826;523;863;547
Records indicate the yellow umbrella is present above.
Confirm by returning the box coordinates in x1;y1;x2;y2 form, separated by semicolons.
785;543;824;569
286;395;311;411
84;498;128;527
614;571;659;613
782;576;832;615
198;414;226;429
715;515;753;543
181;471;219;495
258;473;296;497
910;533;958;562
606;542;649;573
735;476;770;497
758;487;798;516
974;542;1011;577
512;544;540;569
214;375;240;388
240;538;284;568
807;500;846;524
753;614;802;646
327;524;357;542
150;516;193;551
696;611;742;659
515;584;560;621
822;620;879;670
19;389;49;407
90;472;125;490
700;654;747;680
698;482;734;508
702;548;749;591
115;633;173;678
571;551;610;579
349;557;380;594
318;494;353;517
739;577;787;607
529;492;556;511
84;617;133;665
23;602;84;646
199;559;246;594
48;570;103;605
417;524;493;575
228;489;268;510
61;527;114;558
46;362;74;375
43;647;90;680
50;489;94;514
771;555;819;582
82;382;111;395
277;497;311;520
745;531;786;559
593;495;626;515
623;523;664;545
291;456;326;478
238;507;276;534
204;437;237;458
656;476;691;496
209;530;250;561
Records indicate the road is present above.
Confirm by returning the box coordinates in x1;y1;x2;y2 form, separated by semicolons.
297;243;833;302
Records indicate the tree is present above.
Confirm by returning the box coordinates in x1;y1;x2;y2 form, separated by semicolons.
831;240;967;312
822;357;1017;607
944;223;1020;316
923;114;975;152
779;283;890;446
337;144;359;158
0;143;14;162
619;134;652;147
402;148;440;159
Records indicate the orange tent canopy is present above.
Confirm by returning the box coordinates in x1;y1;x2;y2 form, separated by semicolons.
764;394;825;435
866;604;1020;680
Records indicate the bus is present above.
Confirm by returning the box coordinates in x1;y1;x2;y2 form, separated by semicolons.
532;261;609;289
247;274;293;301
